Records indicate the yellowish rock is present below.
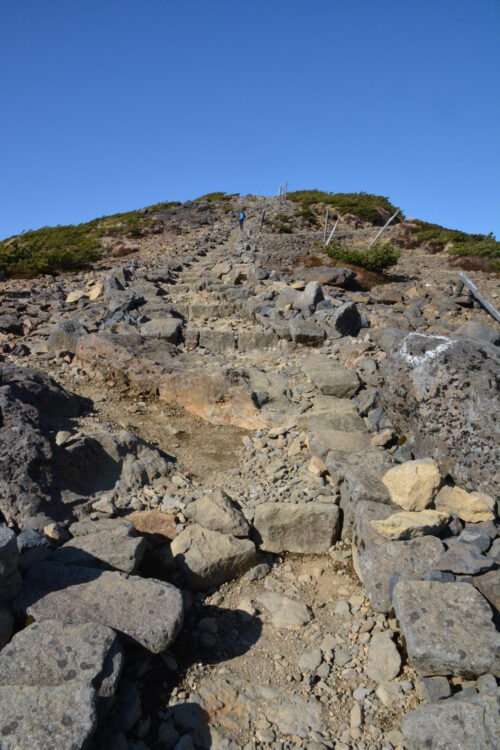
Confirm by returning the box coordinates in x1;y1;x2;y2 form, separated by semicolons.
382;458;441;511
370;510;450;541
308;455;328;477
66;290;87;304
88;282;104;300
435;485;495;523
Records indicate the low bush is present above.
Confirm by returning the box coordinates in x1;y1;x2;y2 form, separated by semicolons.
325;240;400;272
300;205;319;226
288;190;402;224
412;220;500;259
0;201;180;277
196;192;239;202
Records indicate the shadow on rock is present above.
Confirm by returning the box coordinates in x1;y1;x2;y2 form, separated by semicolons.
118;603;263;749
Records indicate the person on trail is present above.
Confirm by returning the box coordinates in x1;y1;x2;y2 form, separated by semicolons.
354;216;361;230
239;210;245;231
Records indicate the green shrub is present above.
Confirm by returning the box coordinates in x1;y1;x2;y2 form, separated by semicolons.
412;220;500;259
325;240;400;272
288;190;402;224
196;191;239;202
300;206;319;226
0;200;181;277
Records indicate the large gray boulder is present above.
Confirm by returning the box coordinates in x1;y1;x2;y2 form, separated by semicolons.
253;502;340;554
358;536;445;612
184;489;250;537
289;318;326;346
302;356;360;397
402;692;500;750
324;301;362;337
0;618;124;750
392;581;500;677
50;520;147;573
171;524;256;590
15;562;183;653
377;331;500;495
0;619;123;717
140;317;183;343
0;685;97;750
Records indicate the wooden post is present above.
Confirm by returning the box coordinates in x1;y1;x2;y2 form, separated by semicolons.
367;209;400;249
325;218;339;246
458;273;500;323
260;211;266;231
323;207;329;242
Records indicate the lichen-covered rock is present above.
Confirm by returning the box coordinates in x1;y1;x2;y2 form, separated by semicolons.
15;562;183;653
392;581;500;677
0;684;97;750
0;619;123;717
402;692;500;750
377;331;500;496
358;535;444;612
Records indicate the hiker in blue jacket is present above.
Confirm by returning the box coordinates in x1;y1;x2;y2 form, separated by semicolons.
239;210;245;231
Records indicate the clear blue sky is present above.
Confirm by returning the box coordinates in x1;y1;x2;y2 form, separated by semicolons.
1;0;499;240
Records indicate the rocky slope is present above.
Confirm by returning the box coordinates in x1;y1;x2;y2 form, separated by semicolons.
0;195;499;750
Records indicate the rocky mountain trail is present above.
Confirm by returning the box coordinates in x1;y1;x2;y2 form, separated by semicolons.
0;195;499;749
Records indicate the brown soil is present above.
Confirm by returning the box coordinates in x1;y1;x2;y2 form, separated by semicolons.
57;374;246;480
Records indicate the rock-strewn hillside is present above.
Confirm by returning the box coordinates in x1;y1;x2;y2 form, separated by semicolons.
0;194;499;750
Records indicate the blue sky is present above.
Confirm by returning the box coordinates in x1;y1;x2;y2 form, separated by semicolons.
1;0;499;239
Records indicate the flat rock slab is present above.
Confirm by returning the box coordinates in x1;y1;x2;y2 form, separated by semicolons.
127;509;177;545
253;502;339;554
0;684;97;750
402;693;500;750
15;561;183;653
392;581;500;677
51;521;147;573
358;536;444;612
140;317;182;343
257;592;311;629
371;509;450;540
0;619;122;717
302;357;360;398
436;539;495;575
171;524;256;590
298;395;365;434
